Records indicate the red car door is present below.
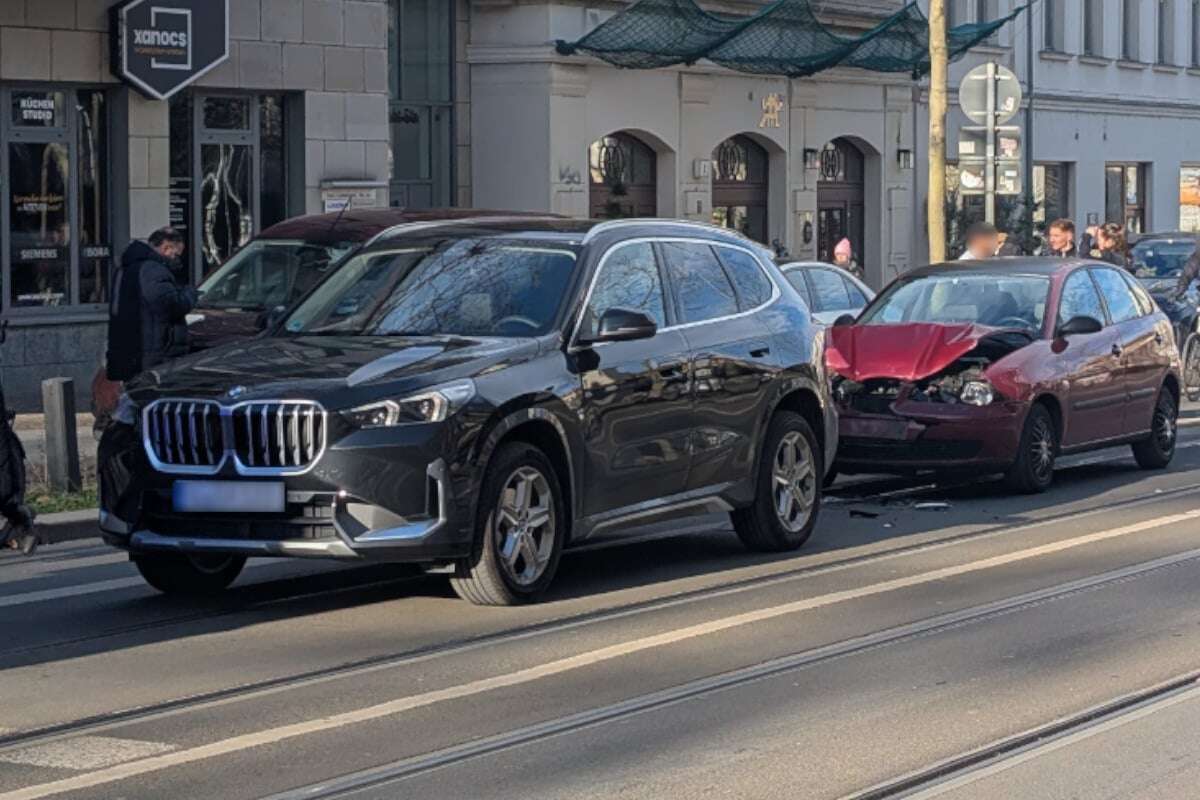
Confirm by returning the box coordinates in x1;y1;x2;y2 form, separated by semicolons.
1056;269;1125;448
1090;267;1161;435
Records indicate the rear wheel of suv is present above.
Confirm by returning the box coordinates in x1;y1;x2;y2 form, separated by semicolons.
1004;404;1057;494
134;553;246;596
1132;389;1178;469
451;442;565;606
732;411;821;552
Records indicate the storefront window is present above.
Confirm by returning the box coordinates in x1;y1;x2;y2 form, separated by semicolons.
8;142;69;307
1033;163;1070;249
0;87;111;311
1181;165;1200;231
171;93;291;281
1106;162;1146;233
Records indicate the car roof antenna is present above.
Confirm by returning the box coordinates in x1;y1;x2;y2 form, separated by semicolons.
326;195;353;239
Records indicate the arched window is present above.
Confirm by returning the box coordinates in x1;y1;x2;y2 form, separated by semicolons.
711;134;769;243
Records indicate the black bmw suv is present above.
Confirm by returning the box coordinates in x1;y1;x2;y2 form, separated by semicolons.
99;217;836;605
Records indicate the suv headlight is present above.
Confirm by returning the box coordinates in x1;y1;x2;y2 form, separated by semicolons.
341;380;476;428
959;380;995;407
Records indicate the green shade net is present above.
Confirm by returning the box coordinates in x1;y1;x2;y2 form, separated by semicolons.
556;0;1027;79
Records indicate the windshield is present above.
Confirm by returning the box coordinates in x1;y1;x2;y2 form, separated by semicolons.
859;273;1050;334
1131;239;1196;280
199;239;356;310
283;240;579;337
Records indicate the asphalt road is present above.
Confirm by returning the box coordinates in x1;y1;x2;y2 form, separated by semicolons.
4;407;1200;799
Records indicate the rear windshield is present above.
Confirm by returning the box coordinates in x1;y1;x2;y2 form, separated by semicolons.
284;239;579;337
1131;239;1196;280
199;239;356;310
859;273;1050;334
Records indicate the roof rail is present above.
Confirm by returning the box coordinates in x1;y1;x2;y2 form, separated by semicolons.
364;215;568;248
581;217;759;245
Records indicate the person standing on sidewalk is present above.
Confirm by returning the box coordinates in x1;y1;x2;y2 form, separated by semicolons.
1045;219;1078;257
95;228;197;432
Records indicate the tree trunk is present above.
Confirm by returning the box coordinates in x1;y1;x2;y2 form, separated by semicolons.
927;0;948;263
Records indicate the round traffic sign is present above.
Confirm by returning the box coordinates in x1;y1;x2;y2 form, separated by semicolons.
958;63;1022;125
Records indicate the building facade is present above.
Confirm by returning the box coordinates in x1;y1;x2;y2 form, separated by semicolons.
0;0;391;410
918;0;1200;260
464;0;919;290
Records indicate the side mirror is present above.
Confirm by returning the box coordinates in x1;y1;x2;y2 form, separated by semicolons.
588;308;658;345
833;313;856;327
1057;315;1103;337
257;305;287;332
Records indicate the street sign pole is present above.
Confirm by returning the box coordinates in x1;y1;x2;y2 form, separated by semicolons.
985;61;996;225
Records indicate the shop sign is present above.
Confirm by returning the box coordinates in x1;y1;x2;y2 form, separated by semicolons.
320;182;387;214
110;0;230;101
12;92;63;128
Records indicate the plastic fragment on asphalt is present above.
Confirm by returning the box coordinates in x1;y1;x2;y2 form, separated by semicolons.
849;509;880;519
914;502;951;511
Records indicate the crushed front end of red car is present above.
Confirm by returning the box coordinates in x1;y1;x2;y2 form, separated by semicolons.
826;323;1036;475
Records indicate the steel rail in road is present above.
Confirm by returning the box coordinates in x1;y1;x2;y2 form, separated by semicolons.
2;479;1198;758
258;548;1200;800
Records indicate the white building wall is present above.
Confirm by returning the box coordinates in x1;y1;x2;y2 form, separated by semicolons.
916;0;1200;262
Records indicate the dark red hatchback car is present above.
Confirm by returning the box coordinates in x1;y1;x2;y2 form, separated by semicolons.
827;259;1181;492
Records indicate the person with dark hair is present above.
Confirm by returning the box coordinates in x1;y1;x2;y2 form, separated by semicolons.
106;227;197;383
1085;222;1132;271
959;221;999;260
1046;218;1077;257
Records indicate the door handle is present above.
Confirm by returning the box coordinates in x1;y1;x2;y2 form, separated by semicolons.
749;346;771;359
1112;343;1124;356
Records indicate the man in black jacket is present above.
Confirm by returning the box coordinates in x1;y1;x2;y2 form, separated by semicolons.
106;227;197;382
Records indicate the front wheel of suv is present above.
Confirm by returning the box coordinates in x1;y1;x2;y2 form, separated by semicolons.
451;442;566;606
732;411;822;552
134;553;246;596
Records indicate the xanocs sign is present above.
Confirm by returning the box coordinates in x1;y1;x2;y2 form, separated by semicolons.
110;0;230;101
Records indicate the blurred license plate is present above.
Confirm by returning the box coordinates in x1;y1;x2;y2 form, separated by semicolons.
173;481;285;513
841;418;909;441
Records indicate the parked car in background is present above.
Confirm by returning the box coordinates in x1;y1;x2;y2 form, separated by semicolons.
1130;232;1200;399
778;261;874;324
99;218;836;605
91;209;557;431
827;259;1180;493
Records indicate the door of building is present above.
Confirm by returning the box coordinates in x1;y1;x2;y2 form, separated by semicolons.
588;133;657;219
170;94;288;283
711;135;769;243
816;138;865;264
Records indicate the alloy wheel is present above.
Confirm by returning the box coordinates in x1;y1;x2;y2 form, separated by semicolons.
1154;398;1177;454
1029;417;1055;483
495;466;556;587
773;431;817;533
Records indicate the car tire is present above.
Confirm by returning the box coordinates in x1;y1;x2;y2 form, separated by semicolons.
134;553;246;596
1004;404;1058;494
450;442;565;606
1183;334;1200;403
1132;389;1178;470
732;411;822;552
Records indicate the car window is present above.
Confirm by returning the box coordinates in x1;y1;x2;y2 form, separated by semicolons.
659;241;740;324
581;243;667;339
859;273;1049;333
284;240;578;337
807;268;853;313
843;277;868;308
199;240;354;309
715;247;773;310
1091;268;1141;323
1118;269;1156;316
1059;271;1107;327
783;270;813;308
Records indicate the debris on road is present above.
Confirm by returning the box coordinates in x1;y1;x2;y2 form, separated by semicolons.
915;502;951;511
849;509;881;519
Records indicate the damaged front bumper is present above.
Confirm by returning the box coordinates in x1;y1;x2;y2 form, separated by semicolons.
835;397;1026;475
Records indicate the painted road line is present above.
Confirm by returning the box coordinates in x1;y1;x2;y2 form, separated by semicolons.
3;508;1199;800
0;737;176;771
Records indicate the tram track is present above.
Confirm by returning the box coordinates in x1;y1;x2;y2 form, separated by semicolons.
1;479;1196;757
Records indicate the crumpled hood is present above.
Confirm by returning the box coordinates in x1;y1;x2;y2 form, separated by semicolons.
826;323;1002;382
